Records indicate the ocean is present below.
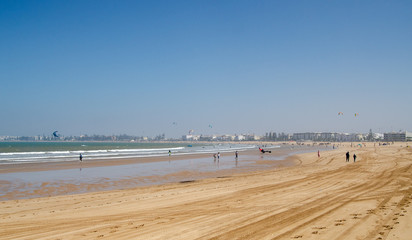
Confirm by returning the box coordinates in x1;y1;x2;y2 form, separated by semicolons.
0;142;257;164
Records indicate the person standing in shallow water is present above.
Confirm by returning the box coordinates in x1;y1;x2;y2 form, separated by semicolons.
346;151;350;162
353;153;357;162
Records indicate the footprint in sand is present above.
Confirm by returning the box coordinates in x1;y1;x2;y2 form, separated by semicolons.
334;219;346;226
313;226;326;230
134;224;144;229
350;213;362;219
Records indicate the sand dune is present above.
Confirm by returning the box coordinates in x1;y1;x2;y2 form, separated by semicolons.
1;144;411;239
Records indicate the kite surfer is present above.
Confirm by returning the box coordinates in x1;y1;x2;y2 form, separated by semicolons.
259;147;271;153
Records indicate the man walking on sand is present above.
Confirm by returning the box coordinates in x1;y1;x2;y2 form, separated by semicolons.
346;151;350;162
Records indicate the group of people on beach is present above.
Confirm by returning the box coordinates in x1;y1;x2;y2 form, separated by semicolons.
213;152;221;161
213;151;239;162
346;151;357;162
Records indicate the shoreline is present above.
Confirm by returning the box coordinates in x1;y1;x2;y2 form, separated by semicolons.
0;147;315;201
0;146;299;174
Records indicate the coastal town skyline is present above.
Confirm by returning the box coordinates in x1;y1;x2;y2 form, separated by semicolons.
1;1;411;138
2;129;411;142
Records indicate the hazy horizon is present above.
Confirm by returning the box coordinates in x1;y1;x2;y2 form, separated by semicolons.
1;1;411;138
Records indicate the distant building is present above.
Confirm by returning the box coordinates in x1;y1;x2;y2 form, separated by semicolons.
373;133;384;140
235;135;245;141
182;135;193;141
199;135;217;141
293;132;366;142
293;132;319;141
384;131;412;142
182;135;200;141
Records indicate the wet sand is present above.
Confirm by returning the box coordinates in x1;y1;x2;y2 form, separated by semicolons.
1;143;412;239
0;147;317;201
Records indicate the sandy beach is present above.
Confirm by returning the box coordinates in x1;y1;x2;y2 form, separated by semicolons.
1;143;411;239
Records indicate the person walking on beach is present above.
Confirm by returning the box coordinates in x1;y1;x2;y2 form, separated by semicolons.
346;152;350;162
79;153;83;162
353;153;357;163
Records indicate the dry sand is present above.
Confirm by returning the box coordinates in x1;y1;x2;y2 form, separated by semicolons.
1;143;412;239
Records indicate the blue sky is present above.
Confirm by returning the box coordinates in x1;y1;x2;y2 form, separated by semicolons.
1;0;411;137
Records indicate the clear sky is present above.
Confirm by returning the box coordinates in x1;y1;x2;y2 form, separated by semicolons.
1;0;411;138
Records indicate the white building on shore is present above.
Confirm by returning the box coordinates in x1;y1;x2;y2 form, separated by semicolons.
384;131;412;142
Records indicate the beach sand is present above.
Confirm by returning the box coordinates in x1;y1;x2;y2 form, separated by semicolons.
1;143;411;239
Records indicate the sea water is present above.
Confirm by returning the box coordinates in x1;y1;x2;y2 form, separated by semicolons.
0;142;256;164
